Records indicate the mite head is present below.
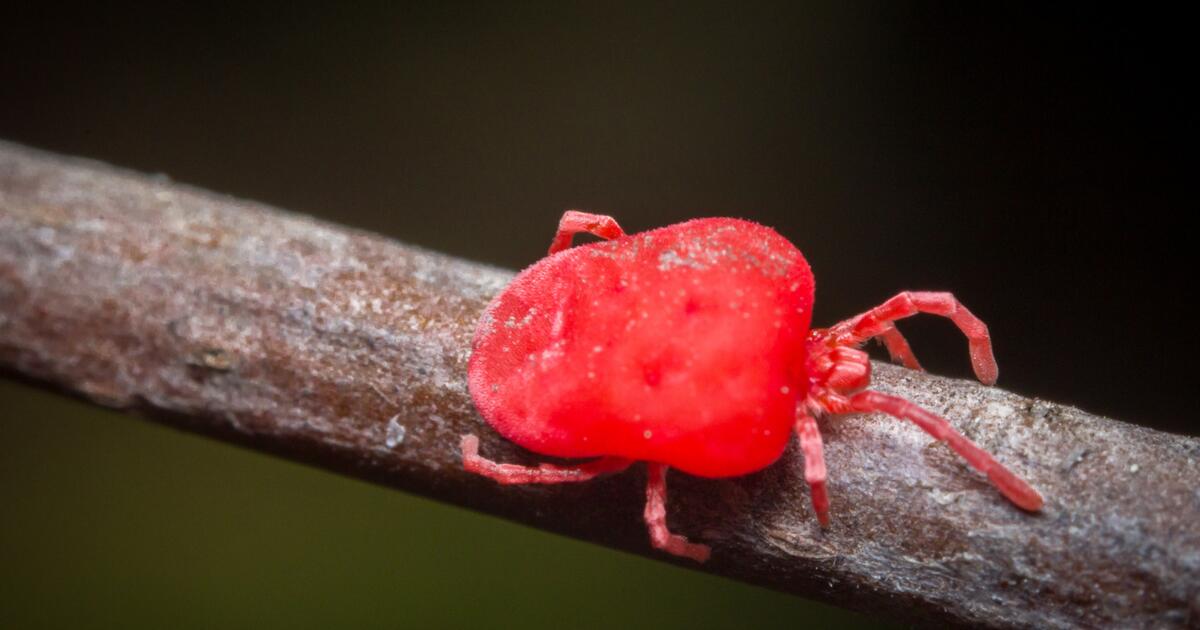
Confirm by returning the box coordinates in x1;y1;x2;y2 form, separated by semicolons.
808;344;871;395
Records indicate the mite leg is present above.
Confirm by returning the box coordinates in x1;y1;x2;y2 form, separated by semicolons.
877;325;924;371
548;210;626;254
848;391;1043;512
796;411;831;527
461;435;633;484
644;463;711;562
826;291;996;385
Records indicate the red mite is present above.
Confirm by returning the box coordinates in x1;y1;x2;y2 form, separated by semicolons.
463;211;1043;562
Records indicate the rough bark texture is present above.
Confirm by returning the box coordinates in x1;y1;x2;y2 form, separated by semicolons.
1;140;1197;629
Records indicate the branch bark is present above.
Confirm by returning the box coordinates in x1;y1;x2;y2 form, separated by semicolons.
1;140;1197;629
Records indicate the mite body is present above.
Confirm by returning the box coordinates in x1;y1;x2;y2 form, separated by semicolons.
463;211;1042;562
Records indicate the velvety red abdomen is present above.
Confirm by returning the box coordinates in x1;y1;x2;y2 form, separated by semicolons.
468;218;814;478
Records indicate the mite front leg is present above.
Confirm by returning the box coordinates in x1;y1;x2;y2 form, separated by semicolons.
877;325;923;371
828;291;996;385
847;391;1043;512
796;411;830;527
548;210;626;254
461;435;633;484
644;463;711;562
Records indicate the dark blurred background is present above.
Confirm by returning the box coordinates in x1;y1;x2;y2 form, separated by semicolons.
1;3;1192;628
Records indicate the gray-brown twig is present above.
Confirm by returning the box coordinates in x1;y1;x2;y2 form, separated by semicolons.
2;140;1198;628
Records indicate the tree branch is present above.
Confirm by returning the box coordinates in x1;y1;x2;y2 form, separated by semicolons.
2;140;1197;629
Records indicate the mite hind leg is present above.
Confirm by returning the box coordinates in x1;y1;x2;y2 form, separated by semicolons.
548;210;626;254
644;463;710;562
461;435;633;484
